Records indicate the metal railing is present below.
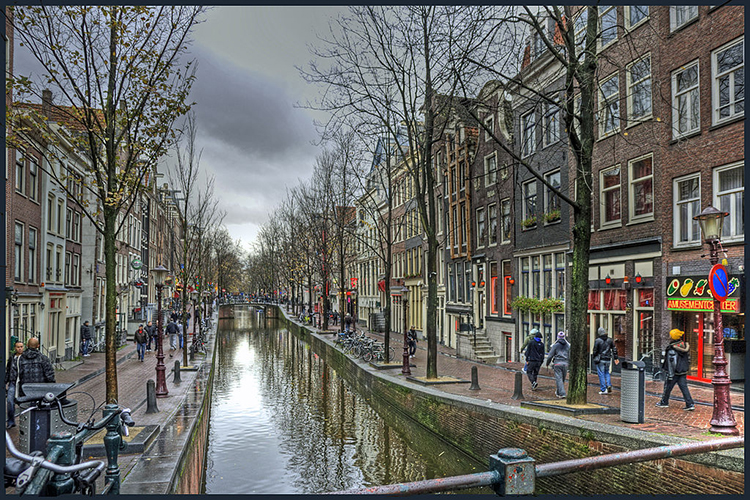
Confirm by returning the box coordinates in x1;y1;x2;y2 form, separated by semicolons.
332;437;744;495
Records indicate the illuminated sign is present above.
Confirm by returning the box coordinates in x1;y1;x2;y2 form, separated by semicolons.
666;274;742;313
666;298;739;313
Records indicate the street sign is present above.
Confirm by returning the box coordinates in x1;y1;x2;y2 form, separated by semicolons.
708;263;729;302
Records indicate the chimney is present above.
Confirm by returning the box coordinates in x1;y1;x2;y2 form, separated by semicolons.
42;89;53;117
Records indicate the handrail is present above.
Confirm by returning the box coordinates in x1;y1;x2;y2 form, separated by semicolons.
332;437;744;495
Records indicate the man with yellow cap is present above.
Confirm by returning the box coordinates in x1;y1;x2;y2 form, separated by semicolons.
655;329;695;410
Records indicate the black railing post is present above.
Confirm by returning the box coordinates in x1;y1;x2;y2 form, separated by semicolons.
103;404;123;495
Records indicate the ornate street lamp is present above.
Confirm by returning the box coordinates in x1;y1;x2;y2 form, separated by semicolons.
397;285;411;375
693;206;737;435
152;265;170;398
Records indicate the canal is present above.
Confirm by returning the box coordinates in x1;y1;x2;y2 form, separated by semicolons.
202;308;487;494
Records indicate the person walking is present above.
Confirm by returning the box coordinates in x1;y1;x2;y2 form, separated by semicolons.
133;325;147;362
519;329;538;373
407;326;418;358
655;329;695;410
8;337;56;400
592;327;619;394
80;320;93;356
524;330;545;390
344;313;353;334
145;321;157;351
166;319;179;358
544;332;570;399
5;341;24;429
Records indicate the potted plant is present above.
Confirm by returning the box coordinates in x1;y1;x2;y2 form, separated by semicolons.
544;209;561;223
521;216;537;229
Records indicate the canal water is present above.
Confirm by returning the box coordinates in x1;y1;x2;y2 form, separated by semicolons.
202;308;487;494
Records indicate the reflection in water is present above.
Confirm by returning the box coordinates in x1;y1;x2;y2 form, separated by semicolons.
204;308;486;494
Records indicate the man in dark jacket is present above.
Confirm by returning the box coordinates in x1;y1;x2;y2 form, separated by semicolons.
8;337;55;399
592;327;619;394
5;341;24;428
407;326;417;358
166;320;179;357
545;332;570;398
145;321;157;351
134;325;147;362
656;329;695;410
524;329;545;390
80;320;93;356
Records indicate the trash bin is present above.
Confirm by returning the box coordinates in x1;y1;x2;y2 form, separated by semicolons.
620;360;646;423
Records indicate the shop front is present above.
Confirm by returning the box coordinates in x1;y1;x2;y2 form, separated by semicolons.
666;274;744;382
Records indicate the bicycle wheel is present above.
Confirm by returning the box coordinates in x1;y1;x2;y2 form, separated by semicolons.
363;350;373;363
388;347;396;362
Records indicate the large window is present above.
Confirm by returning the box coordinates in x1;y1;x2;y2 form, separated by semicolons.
670;6;698;32
28;228;37;284
714;163;744;241
484;115;494;141
627;55;651;122
490;262;498;314
46;244;53;282
628;154;653;221
522;180;537;228
555;253;565;300
502;260;512;317
476;207;486;248
14;222;24;281
543;97;560;147
600;166;621;227
599;73;620;136
485;153;497;186
598;6;617;49
488;203;497;245
501;198;511;243
544;170;561;221
672;60;700;138
625;6;649;30
460;203;467;253
15;155;25;194
28;158;38;201
522;111;536;157
674;173;701;245
57;200;64;235
712;37;744;124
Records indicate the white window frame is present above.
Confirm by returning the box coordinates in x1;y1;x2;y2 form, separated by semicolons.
598;6;618;50
628;153;654;223
500;198;511;244
543;97;560;147
484;152;497;187
521;111;536;157
522;179;537;228
624;6;649;30
671;60;701;139
484;115;494;141
476;207;486;249
711;37;744;125
673;172;701;247
598;72;620;138
14;222;24;282
713;162;744;243
626;54;652;124
488;203;498;246
670;6;698;32
28;227;37;284
28;157;38;202
600;165;622;228
544;170;561;223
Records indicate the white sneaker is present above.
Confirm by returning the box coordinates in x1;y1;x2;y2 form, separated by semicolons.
598;390;608;395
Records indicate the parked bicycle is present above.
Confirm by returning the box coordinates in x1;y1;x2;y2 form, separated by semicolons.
639;348;665;381
5;382;134;495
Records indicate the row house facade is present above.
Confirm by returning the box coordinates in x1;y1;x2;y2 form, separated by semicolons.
345;5;743;383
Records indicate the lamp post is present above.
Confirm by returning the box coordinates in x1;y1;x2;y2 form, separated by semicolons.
152;265;169;398
693;206;738;435
399;285;411;375
190;289;199;361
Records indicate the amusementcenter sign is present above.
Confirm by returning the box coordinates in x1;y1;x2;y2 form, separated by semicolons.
666;275;741;313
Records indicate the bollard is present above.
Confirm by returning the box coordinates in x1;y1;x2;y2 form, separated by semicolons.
469;365;481;390
146;379;159;414
489;448;535;495
174;360;182;384
511;371;524;400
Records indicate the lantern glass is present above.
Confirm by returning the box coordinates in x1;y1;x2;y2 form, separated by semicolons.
152;265;169;286
401;285;410;302
693;206;728;241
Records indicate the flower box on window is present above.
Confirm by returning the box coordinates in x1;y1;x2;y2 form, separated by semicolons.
521;216;537;229
544;209;561;223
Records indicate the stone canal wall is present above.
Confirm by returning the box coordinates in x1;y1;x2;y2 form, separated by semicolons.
280;310;743;495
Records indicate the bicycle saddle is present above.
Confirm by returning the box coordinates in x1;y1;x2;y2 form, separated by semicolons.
15;382;76;404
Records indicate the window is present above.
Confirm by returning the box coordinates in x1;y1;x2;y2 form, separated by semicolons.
574;8;588;54
521;257;530;297
532;256;540;298
57;199;64;235
490;262;498;314
28;158;38;201
485;153;497;186
522;180;537;227
544;170;561;220
714;163;744;241
521;111;536;157
476;207;486;248
66;208;72;239
56;246;62;282
65;252;71;285
625;6;649;29
599;73;620;136
670;6;698;31
500;162;510;180
598;6;617;49
452;206;458;249
555;253;565;299
627;55;652;122
484;115;494;141
501;198;511;243
28;228;37;284
46;244;53;281
543;255;553;298
14;222;24;281
502;260;512;317
15;155;25;194
532;28;546;60
488;203;498;245
600;166;621;226
73;212;81;242
629;155;654;221
573;93;582;136
672;60;700;138
712;37;744;124
543;97;560;146
674;174;701;245
72;254;80;287
460;203;467;252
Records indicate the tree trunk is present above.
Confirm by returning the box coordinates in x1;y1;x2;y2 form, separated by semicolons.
104;208;118;403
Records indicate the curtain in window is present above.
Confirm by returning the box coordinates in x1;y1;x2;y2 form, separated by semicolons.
603;290;627;311
588;290;600;310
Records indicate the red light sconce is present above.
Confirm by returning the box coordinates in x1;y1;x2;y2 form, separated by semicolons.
605;274;612;285
635;273;642;284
